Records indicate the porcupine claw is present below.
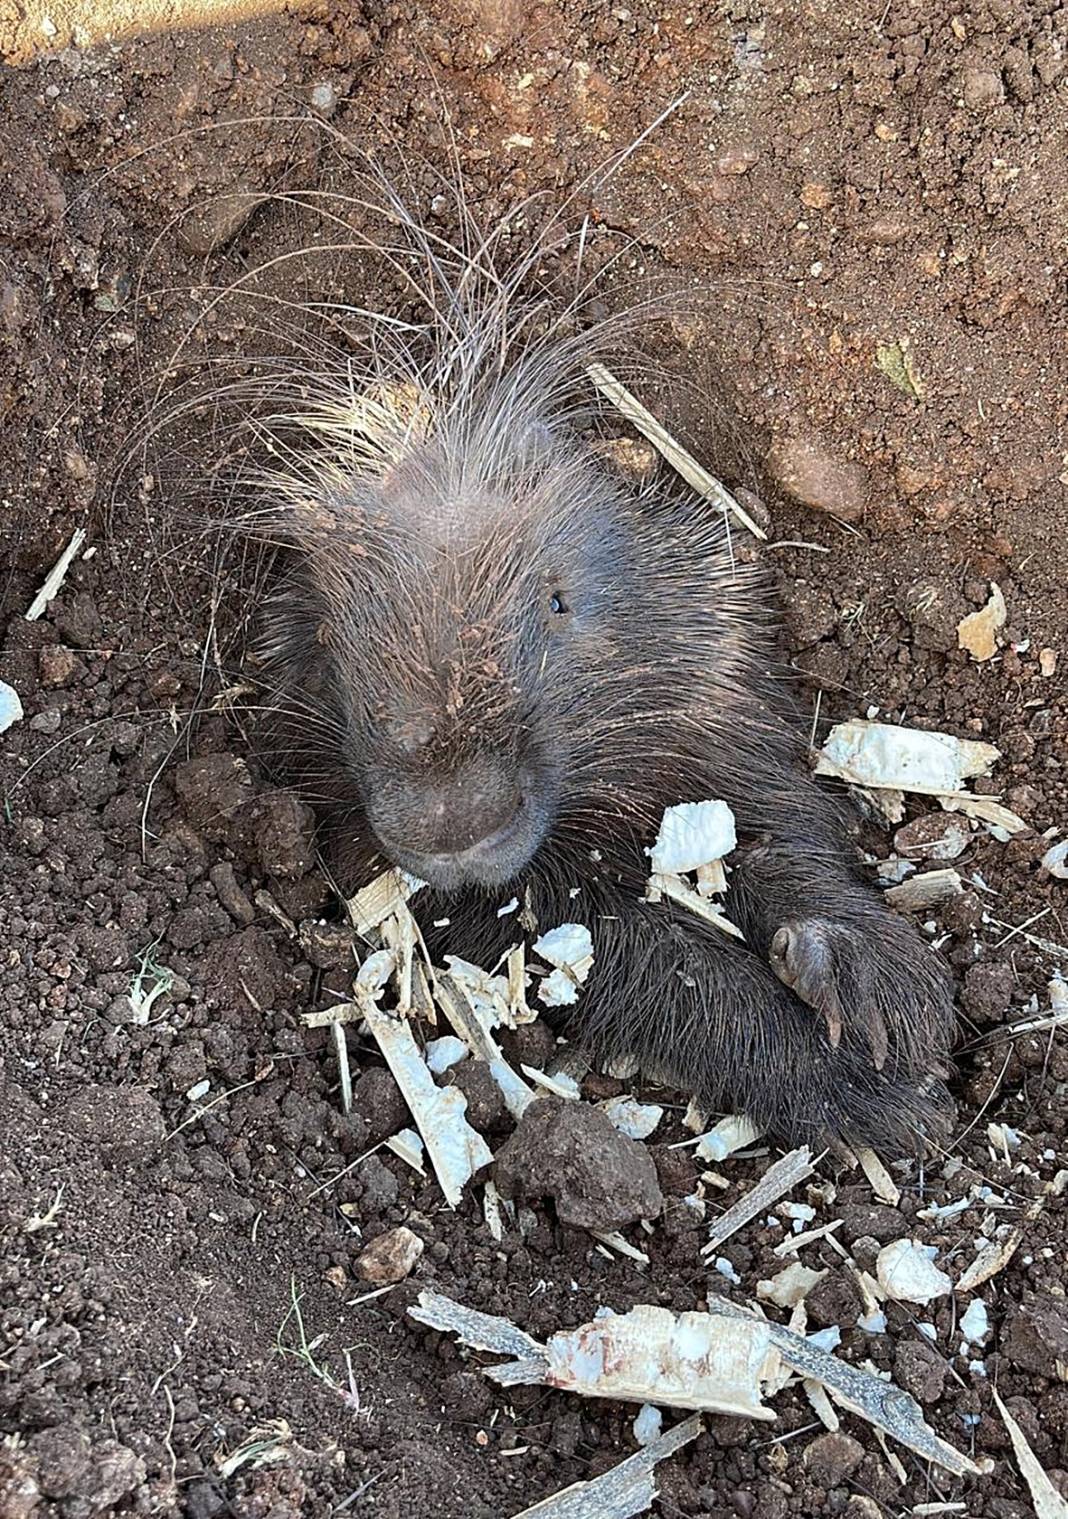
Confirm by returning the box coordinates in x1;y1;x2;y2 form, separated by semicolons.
769;920;890;1070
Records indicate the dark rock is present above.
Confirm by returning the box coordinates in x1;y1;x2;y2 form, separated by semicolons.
1002;1292;1068;1376
493;1097;663;1233
892;1340;945;1404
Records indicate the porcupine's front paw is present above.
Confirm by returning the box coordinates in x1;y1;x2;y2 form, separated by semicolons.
768;911;955;1079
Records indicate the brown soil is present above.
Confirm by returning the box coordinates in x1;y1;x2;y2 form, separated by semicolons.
2;3;1068;1517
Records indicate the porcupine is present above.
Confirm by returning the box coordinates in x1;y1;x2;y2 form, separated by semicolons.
243;180;956;1156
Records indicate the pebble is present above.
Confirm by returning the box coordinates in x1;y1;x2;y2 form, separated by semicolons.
765;433;868;521
209;861;256;925
717;142;759;174
493;1096;664;1233
355;1225;424;1285
802;1431;865;1487
310;80;338;115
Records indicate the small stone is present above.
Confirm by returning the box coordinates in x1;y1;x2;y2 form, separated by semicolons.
355;1225;424;1285
765;434;868;522
962;66;1005;109
493;1096;664;1233
177;189;265;255
893;1340;946;1404
802;1431;865;1487
28;707;61;734
209;861;256;925
310;81;338;116
38;644;78;687
893;814;970;862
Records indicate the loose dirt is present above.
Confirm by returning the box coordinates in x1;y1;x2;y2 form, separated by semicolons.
2;3;1067;1516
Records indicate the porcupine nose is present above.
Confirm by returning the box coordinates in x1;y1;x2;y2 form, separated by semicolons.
370;752;523;870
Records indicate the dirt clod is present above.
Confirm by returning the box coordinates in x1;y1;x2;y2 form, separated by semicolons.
493;1097;664;1233
802;1431;865;1487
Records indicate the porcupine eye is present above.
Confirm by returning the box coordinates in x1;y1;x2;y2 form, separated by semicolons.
548;590;569;616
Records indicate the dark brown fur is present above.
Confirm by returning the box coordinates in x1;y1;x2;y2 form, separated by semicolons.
236;182;956;1154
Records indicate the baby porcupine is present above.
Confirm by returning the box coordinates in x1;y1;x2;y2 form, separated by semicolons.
247;186;955;1156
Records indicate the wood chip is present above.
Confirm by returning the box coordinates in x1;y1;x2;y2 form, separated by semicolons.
508;1414;703;1518
993;1387;1068;1519
884;869;964;911
25;526;87;620
362;1002;492;1208
855;1147;901;1206
646;871;746;939
587;362;767;540
701;1147;815;1255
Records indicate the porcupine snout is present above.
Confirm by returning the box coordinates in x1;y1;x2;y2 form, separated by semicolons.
365;748;538;891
